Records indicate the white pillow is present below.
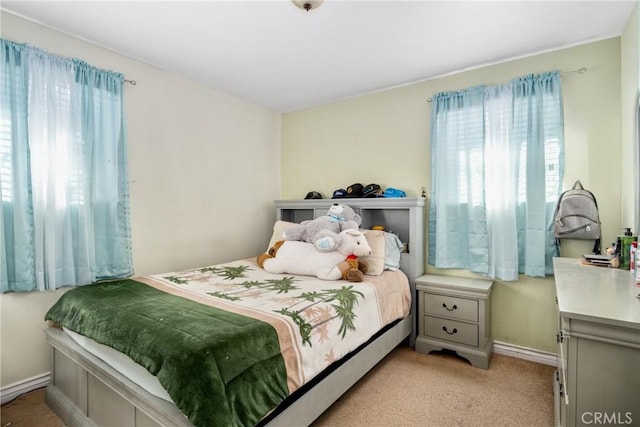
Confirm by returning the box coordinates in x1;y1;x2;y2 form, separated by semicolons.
362;230;386;275
362;230;404;276
267;221;298;251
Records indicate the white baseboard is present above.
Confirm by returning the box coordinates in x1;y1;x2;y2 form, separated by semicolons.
494;341;557;366
0;372;51;405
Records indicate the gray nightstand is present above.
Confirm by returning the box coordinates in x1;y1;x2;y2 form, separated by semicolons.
415;274;493;369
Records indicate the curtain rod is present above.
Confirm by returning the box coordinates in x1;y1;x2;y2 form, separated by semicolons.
426;67;587;102
561;67;587;77
125;78;137;86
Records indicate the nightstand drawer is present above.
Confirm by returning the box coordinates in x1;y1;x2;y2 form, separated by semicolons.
424;316;478;347
424;294;478;322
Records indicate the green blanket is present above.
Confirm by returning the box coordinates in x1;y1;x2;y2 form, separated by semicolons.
45;279;289;427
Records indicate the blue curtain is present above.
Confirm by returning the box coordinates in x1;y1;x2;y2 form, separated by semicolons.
1;40;34;291
0;39;133;293
428;86;488;274
428;71;564;281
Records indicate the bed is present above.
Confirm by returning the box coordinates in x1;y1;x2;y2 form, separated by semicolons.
44;198;426;427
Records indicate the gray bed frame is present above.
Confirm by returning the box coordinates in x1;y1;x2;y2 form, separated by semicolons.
45;198;426;427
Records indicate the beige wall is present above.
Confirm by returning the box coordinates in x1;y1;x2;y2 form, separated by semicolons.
0;11;281;388
282;37;626;354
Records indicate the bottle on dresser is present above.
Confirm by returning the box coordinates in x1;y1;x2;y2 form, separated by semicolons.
635;243;640;297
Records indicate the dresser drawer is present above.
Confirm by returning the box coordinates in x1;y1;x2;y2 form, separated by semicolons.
424;294;478;322
424;316;479;347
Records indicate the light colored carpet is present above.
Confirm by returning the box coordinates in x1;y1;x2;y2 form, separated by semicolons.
1;346;555;427
313;347;555;427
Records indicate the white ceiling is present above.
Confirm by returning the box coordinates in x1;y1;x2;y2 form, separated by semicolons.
1;1;637;113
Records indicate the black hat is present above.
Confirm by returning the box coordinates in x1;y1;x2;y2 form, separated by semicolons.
346;183;364;198
363;183;382;198
331;188;347;199
304;191;323;200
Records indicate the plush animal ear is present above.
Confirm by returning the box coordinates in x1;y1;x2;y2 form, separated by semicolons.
342;205;362;224
344;229;362;237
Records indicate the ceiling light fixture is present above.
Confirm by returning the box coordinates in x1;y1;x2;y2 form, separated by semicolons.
292;0;324;12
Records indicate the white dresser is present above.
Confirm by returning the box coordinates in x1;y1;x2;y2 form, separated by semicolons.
553;257;640;427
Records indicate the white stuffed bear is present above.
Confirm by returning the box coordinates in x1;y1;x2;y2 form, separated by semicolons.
283;203;362;252
258;229;371;281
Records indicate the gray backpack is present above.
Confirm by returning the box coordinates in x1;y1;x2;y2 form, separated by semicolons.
553;180;601;254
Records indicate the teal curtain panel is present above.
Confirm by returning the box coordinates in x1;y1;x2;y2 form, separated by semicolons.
0;39;132;293
428;71;564;280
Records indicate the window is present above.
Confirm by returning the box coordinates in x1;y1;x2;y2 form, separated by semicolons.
428;71;564;281
1;39;132;293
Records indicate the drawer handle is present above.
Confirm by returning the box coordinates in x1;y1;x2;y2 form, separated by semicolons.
442;326;458;335
442;303;458;311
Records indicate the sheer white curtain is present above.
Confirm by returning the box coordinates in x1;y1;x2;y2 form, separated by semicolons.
27;51;95;289
484;84;519;280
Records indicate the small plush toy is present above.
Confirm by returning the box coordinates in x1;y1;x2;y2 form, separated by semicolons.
257;229;371;282
336;255;369;282
283;203;362;252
